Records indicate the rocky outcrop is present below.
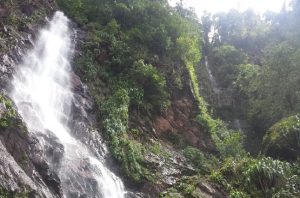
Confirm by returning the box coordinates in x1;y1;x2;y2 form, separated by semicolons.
153;97;215;152
69;70;109;160
0;96;61;197
141;144;196;194
196;181;228;198
160;176;228;198
0;0;56;92
0;1;61;196
130;69;216;154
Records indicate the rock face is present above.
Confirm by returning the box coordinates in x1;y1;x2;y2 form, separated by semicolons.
153;97;215;152
131;69;216;154
0;0;55;92
141;145;196;194
0;1;63;196
196;181;228;198
69;71;108;158
0;96;59;197
124;68;219;197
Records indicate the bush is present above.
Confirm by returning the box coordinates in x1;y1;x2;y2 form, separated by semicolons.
56;0;88;23
244;157;292;196
0;95;16;129
129;60;170;112
209;156;300;198
263;115;300;161
160;176;203;198
183;146;209;173
197;116;246;158
100;88;150;183
210;45;247;88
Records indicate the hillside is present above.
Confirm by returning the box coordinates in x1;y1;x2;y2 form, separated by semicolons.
0;0;299;197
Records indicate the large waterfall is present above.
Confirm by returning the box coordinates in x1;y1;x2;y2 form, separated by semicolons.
10;11;125;198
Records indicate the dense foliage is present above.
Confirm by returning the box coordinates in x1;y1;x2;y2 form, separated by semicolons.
263;115;300;161
0;95;17;129
210;157;300;198
56;0;300;196
202;0;300;155
57;0;215;185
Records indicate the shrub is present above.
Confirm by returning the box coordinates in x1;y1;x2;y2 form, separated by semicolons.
0;95;16;129
244;157;292;196
209;156;300;198
100;88;151;183
56;0;88;23
130;60;170;112
263;115;300;161
183;146;208;173
197;116;246;158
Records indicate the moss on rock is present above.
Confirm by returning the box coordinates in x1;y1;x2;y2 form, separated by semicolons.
0;95;17;129
263;115;300;161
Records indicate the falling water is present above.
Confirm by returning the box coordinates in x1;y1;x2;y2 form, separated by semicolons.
10;11;125;198
204;56;243;131
204;56;220;94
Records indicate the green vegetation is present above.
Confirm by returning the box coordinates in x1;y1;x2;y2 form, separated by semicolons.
0;188;29;198
0;95;16;129
263;115;300;161
210;45;247;88
160;175;205;198
57;0;220;181
55;0;300;196
203;1;300;146
100;88;150;183
209;157;300;197
0;0;52;54
183;146;218;174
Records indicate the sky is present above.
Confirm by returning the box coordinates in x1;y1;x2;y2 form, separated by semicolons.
169;0;292;16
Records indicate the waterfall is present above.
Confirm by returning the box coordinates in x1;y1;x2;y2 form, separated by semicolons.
10;11;125;198
204;56;220;94
204;56;243;131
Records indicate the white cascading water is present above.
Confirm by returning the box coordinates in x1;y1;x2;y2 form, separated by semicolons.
204;56;220;94
10;11;125;198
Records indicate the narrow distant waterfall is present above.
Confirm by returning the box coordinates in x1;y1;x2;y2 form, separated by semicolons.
10;11;125;198
204;56;220;94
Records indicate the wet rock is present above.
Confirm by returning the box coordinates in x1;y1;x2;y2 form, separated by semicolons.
33;159;62;197
0;141;37;194
197;181;228;198
125;192;149;198
71;72;84;93
69;78;108;159
28;131;64;196
142;145;196;196
0;7;7;18
38;131;65;167
60;158;103;198
144;152;163;168
20;3;35;16
0;110;55;197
